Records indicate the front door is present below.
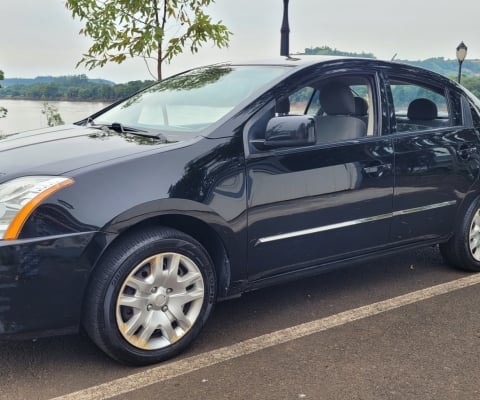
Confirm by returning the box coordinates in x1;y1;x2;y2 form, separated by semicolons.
246;72;394;281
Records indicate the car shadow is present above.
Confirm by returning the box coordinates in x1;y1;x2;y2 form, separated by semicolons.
192;246;465;353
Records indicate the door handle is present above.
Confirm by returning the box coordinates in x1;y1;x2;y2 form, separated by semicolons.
363;163;392;177
457;144;477;161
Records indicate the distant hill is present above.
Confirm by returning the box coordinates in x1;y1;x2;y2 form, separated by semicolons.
0;74;154;102
301;46;480;77
303;46;376;59
2;75;115;87
396;57;480;77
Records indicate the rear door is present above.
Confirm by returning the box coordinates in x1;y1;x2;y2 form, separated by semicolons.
385;71;479;244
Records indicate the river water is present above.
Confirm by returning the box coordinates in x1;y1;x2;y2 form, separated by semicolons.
0;99;111;135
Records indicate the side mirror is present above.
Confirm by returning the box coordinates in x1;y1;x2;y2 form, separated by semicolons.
264;115;316;148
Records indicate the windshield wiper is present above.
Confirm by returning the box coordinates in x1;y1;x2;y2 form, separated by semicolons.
88;122;166;140
102;122;147;134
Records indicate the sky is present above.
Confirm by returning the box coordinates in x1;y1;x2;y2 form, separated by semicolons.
1;0;479;83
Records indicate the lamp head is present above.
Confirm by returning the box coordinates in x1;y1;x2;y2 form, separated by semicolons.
456;41;468;62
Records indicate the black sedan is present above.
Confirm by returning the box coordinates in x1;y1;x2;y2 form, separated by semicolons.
1;56;480;365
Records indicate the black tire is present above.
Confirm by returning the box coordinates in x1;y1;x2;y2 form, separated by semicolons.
440;197;480;272
82;226;216;365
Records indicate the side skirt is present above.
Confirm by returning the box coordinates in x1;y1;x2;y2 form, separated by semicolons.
220;236;451;300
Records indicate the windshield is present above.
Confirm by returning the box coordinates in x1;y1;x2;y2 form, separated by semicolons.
93;65;288;137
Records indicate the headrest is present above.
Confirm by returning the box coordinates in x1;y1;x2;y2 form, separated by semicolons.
276;97;290;115
320;81;355;115
354;97;368;116
407;98;438;120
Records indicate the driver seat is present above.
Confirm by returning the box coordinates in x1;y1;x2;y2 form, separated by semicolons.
316;81;367;143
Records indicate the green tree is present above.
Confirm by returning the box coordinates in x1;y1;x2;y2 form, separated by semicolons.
65;0;231;80
302;46;375;59
41;102;65;127
461;75;480;98
0;69;6;118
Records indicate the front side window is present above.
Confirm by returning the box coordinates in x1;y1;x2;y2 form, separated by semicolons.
389;79;452;133
286;76;376;143
248;74;377;152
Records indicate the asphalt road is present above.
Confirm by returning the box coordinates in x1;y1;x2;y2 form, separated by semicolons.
1;246;480;400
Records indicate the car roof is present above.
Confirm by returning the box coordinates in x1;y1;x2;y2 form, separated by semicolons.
179;55;456;86
225;55;424;73
230;55;345;67
225;55;460;90
226;55;427;75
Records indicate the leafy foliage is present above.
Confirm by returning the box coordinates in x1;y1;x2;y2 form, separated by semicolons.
460;75;480;98
0;69;6;118
398;57;480;77
41;102;65;127
65;0;231;80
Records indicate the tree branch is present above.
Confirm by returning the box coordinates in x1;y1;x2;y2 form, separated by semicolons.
143;56;158;80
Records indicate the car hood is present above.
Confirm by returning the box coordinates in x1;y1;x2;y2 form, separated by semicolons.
0;124;180;182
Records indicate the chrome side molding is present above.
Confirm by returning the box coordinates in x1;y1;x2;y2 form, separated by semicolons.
256;200;457;245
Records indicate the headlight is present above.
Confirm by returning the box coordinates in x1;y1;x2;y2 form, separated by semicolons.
0;176;74;240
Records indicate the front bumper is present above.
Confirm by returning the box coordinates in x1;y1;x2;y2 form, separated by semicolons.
0;232;102;339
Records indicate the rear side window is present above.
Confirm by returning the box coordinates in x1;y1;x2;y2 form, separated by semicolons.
389;79;452;133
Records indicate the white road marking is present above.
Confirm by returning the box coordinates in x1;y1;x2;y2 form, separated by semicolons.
52;273;480;400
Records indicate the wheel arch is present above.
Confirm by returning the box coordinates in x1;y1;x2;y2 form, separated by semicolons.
84;208;236;308
451;186;480;239
131;214;233;299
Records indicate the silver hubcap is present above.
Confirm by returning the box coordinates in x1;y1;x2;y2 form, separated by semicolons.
469;210;480;261
115;252;205;350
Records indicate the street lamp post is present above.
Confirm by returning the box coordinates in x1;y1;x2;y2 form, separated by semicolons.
280;0;290;56
456;41;468;84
